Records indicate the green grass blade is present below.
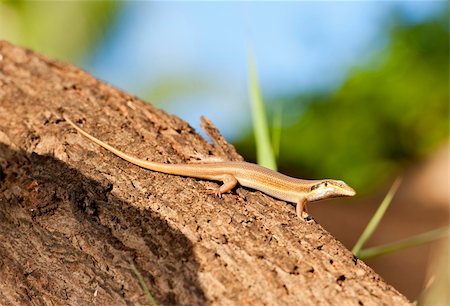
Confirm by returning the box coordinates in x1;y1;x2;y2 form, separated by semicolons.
130;262;157;306
248;50;277;171
352;177;402;255
271;103;283;160
358;226;448;260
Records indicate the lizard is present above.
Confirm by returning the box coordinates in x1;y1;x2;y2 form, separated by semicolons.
63;114;356;219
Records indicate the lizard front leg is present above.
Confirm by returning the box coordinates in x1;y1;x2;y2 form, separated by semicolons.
207;174;238;197
296;198;309;219
218;174;238;196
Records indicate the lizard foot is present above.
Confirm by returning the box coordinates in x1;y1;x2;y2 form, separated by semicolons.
205;187;224;198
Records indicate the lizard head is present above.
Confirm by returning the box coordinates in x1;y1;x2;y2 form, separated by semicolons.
306;179;356;202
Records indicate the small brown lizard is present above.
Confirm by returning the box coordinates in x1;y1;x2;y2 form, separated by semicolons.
63;115;356;218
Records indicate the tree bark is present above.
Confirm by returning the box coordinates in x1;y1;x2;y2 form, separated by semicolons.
0;41;410;305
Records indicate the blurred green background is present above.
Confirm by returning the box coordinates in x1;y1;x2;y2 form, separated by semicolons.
239;13;449;193
1;1;448;302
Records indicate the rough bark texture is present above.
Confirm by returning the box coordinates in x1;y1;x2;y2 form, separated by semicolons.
0;41;410;305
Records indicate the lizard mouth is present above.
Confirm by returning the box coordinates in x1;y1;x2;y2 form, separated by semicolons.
342;186;356;197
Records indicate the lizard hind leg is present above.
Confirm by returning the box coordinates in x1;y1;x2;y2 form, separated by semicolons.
206;174;238;198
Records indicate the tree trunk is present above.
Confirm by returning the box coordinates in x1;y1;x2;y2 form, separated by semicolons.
0;41;410;305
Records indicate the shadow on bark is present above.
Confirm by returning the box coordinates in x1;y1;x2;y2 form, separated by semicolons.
0;143;208;305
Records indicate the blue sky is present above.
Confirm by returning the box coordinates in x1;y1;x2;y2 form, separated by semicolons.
86;1;444;139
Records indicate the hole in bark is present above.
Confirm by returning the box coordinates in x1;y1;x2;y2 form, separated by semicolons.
336;274;346;286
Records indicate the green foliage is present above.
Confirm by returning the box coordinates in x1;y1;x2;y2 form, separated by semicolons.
352;177;448;260
352;178;402;256
273;14;448;191
248;50;278;170
271;104;283;160
358;226;448;260
0;0;123;62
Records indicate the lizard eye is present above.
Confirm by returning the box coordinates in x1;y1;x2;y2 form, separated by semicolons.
324;182;328;187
